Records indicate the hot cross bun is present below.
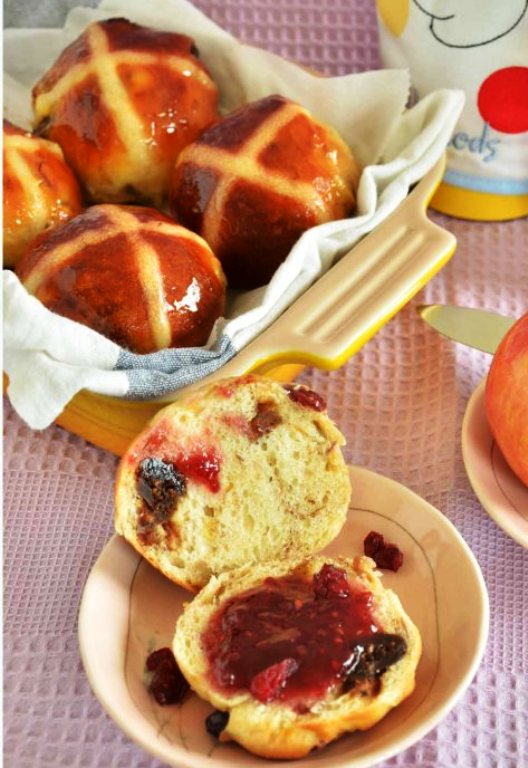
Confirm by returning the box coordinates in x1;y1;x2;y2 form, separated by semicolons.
32;18;219;206
169;94;362;289
114;375;351;590
173;554;421;758
3;120;82;268
16;204;226;354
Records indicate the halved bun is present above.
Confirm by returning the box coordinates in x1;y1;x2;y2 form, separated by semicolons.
173;554;422;759
115;375;351;590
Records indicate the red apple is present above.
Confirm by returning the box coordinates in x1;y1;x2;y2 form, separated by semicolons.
485;312;528;486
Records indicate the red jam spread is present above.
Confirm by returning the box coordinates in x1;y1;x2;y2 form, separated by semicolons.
215;375;257;398
174;448;221;492
284;384;327;412
133;420;222;494
201;564;405;710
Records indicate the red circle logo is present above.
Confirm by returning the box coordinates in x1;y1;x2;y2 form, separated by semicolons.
477;66;528;134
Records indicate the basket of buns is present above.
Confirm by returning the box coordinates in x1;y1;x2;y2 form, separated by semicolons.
3;0;464;454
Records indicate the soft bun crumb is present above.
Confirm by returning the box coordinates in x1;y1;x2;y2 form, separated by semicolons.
115;375;351;590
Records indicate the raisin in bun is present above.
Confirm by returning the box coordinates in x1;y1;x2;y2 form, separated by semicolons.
114;375;351;591
3;120;82;268
16;204;226;354
173;554;422;759
169;94;362;290
32;18;219;206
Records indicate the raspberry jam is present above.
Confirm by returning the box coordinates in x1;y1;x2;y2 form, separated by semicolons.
201;565;405;710
175;448;221;493
284;384;327;412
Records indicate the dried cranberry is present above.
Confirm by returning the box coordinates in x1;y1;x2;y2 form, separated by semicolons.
284;384;326;411
146;646;176;672
146;647;190;706
364;531;383;555
205;710;229;738
313;564;351;600
364;531;404;572
249;401;282;440
136;457;186;522
250;658;299;702
341;633;407;688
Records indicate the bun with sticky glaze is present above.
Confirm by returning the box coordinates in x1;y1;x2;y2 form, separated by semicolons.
3;119;82;267
169;94;361;289
16;203;226;354
32;18;219;205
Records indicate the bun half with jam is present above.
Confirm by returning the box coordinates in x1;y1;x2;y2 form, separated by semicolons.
115;375;351;591
173;555;422;759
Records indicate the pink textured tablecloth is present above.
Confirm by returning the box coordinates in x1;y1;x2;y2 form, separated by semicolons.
3;1;528;766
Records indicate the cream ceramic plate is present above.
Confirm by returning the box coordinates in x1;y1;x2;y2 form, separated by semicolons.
78;466;489;768
462;379;528;548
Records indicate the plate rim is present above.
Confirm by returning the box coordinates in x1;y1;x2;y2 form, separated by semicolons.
78;464;489;768
461;378;528;549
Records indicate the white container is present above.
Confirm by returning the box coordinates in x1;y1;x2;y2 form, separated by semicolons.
376;0;528;220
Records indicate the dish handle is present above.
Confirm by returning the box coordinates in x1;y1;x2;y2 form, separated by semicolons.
195;156;456;383
50;156;454;455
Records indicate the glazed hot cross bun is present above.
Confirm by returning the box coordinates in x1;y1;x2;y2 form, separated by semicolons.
32;18;219;206
16;204;226;354
3;119;82;267
169;94;362;289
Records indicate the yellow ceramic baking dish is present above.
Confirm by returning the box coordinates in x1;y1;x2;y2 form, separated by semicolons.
43;155;455;455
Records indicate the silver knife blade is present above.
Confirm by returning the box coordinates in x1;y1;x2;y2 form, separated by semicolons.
417;304;516;354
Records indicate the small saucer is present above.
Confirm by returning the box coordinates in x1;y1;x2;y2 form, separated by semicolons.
462;379;528;548
79;465;489;768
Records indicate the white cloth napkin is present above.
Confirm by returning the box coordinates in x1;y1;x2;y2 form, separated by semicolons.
3;0;464;430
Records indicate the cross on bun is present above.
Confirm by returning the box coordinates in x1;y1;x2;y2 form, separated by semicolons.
16;204;226;353
169;94;362;289
3;120;82;268
173;554;422;759
32;18;219;206
114;375;351;591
